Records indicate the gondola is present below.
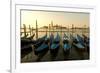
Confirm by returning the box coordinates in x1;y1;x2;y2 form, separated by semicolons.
73;43;85;51
34;35;49;55
82;34;89;40
73;34;85;51
21;33;35;48
21;38;32;48
63;33;69;43
21;44;33;58
82;34;89;52
63;33;71;55
26;33;35;40
70;34;77;43
21;34;47;48
54;33;60;43
49;33;54;45
34;43;49;55
50;33;60;56
77;34;90;52
82;34;89;44
33;34;47;49
76;34;85;46
21;35;47;57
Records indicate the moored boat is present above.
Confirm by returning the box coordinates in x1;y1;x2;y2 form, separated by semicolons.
50;33;60;57
49;33;54;45
26;33;35;40
73;34;85;52
34;35;49;55
21;34;47;55
63;33;71;55
34;43;49;55
21;45;33;58
82;34;89;52
76;34;85;46
33;34;47;49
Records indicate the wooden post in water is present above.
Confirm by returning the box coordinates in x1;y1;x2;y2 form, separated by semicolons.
36;20;38;40
75;25;76;34
51;21;54;34
49;24;50;36
61;24;62;39
32;27;34;40
72;24;74;36
61;24;62;47
23;24;27;38
29;25;31;36
83;24;86;35
68;25;69;36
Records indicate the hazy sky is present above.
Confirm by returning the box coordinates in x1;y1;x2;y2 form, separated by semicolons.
21;10;89;28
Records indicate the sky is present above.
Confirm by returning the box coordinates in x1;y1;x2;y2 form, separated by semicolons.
21;10;89;28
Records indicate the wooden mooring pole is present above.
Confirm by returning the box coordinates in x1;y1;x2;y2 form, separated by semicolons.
23;24;27;38
36;20;38;40
72;24;74;36
60;25;63;47
49;24;50;36
29;25;31;36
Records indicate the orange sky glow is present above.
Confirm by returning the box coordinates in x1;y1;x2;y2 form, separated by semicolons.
21;10;89;28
